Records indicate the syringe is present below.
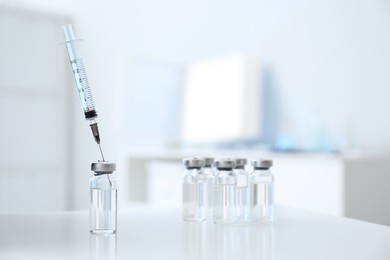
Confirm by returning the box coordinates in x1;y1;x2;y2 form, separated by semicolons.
62;24;105;161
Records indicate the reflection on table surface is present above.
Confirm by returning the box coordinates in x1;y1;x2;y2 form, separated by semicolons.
0;206;389;260
183;221;274;260
90;233;117;260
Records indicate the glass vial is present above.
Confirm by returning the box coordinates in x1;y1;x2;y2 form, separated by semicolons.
202;157;215;220
90;161;117;234
182;157;206;221
249;159;274;222
213;158;237;224
234;158;250;221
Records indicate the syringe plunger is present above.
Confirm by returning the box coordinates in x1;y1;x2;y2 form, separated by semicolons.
63;24;76;42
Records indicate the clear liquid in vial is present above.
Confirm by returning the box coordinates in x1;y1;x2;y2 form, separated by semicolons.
213;185;236;223
250;182;274;221
183;183;205;221
236;187;250;220
90;189;117;234
205;176;215;219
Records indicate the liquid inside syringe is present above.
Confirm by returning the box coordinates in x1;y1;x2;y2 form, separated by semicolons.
63;24;105;161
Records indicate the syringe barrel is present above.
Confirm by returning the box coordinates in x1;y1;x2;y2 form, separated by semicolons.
63;24;98;120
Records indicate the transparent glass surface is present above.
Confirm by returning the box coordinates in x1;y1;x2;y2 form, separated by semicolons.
249;169;274;222
203;166;216;220
182;168;206;221
235;168;250;221
213;169;237;223
89;174;117;234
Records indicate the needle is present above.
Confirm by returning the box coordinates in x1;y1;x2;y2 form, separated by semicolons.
98;143;105;162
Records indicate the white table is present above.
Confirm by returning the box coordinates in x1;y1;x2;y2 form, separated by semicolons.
0;206;389;260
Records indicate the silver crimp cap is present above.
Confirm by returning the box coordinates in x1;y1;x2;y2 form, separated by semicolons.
91;161;116;174
201;157;214;167
183;157;205;168
251;159;273;169
214;158;236;169
234;158;247;168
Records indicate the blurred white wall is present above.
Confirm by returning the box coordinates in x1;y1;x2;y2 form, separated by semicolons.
4;0;390;210
259;0;390;152
0;6;70;212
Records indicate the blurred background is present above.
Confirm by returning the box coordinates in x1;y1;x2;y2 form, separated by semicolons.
1;0;390;225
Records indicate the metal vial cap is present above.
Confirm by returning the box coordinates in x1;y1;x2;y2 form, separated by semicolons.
214;158;236;169
91;161;116;175
234;158;247;168
183;157;205;168
251;159;273;169
201;157;214;167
